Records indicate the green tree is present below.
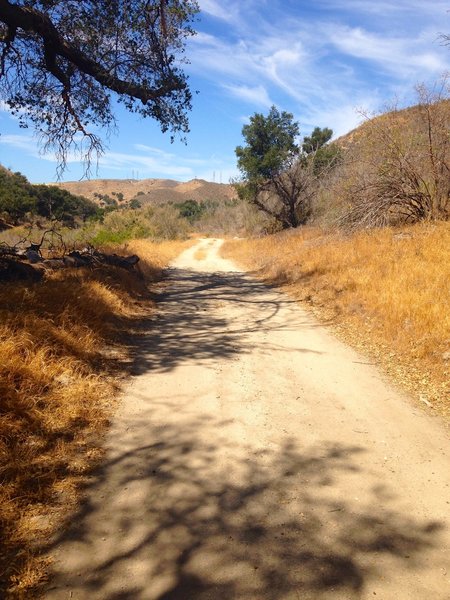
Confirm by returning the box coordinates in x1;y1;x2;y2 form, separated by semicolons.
176;198;204;223
0;169;36;223
0;168;98;224
0;1;199;174
112;192;125;203
129;197;143;209
302;126;340;176
235;107;334;228
34;185;98;224
302;127;333;154
236;106;299;182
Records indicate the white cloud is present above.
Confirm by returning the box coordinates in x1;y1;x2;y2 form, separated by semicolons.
99;151;194;177
223;84;273;108
133;143;176;157
317;0;450;18
0;133;201;180
0;134;36;152
329;26;447;77
198;0;239;24
0;133;103;167
188;0;450;149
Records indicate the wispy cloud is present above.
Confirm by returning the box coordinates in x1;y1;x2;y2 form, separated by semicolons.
100;151;193;177
188;2;449;138
328;25;448;78
0;134;37;153
316;0;450;19
198;0;240;24
223;84;273;108
0;133;237;181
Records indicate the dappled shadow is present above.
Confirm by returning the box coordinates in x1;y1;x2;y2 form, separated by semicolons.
115;268;321;375
38;262;448;598
43;407;445;599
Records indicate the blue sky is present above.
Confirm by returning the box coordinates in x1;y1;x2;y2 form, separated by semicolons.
0;0;449;183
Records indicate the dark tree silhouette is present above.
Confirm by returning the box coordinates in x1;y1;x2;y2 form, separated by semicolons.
0;1;199;174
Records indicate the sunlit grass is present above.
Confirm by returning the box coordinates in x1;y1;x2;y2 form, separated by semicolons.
0;238;190;597
222;222;449;416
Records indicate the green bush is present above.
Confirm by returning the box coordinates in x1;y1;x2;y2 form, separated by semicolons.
90;210;151;245
0;169;98;226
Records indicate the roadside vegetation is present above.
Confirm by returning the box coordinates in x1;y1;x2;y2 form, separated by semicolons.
233;82;449;232
0;224;190;596
222;223;449;419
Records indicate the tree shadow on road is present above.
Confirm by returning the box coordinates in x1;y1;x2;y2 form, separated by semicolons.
115;268;323;376
44;408;444;599
40;267;446;598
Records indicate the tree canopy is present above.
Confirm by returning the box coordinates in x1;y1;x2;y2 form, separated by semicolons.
302;127;333;154
0;0;199;174
0;168;98;224
235;107;336;229
235;106;299;182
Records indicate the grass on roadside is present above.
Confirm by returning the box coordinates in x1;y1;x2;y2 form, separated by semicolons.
222;222;450;418
0;238;190;598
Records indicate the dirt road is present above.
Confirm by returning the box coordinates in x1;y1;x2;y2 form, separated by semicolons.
46;238;450;599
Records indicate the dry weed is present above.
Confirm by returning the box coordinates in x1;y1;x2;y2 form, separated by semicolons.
0;238;187;598
103;238;193;281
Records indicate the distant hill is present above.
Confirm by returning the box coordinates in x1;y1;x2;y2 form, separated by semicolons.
52;178;237;205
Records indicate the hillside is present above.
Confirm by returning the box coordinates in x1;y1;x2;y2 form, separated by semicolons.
317;96;450;227
53;177;237;205
334;98;450;150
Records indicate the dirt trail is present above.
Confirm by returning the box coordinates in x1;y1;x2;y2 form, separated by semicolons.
45;238;450;600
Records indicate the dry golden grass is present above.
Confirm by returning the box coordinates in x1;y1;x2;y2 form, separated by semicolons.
222;222;450;419
126;238;192;278
0;238;189;598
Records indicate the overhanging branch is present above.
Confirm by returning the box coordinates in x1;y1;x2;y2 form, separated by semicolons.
0;0;184;103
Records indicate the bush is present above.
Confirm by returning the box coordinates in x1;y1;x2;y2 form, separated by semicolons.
175;199;205;223
144;205;189;239
315;82;450;229
0;169;98;226
90;210;151;245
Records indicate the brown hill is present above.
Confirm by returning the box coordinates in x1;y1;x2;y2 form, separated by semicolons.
53;178;236;205
325;97;450;226
334;98;450;150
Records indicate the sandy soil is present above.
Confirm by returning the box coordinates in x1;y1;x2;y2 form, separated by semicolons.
45;238;450;599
